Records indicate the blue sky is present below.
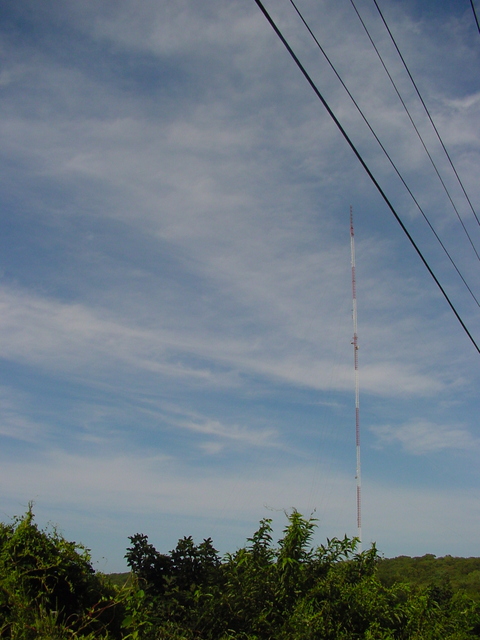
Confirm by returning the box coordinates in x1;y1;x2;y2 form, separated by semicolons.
0;0;479;572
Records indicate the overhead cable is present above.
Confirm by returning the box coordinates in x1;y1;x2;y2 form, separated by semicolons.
349;0;480;261
371;0;480;227
287;0;480;308
471;0;480;35
253;0;480;355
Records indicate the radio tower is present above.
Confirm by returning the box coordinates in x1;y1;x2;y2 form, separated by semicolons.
350;206;362;551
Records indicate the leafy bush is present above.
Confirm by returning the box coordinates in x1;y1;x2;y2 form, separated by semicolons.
0;505;121;639
125;510;480;640
2;507;480;639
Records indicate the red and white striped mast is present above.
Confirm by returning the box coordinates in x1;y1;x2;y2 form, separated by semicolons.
350;206;362;550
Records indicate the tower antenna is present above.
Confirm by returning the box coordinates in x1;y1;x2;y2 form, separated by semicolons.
350;206;362;550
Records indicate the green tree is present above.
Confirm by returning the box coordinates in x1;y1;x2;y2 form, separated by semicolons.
124;511;480;640
125;534;173;596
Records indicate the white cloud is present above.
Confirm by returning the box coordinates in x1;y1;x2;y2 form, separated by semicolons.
445;92;480;112
1;448;479;568
0;0;479;570
371;419;479;455
0;387;51;443
174;417;277;448
86;1;266;58
198;441;225;455
363;480;480;557
0;283;449;397
0;448;346;522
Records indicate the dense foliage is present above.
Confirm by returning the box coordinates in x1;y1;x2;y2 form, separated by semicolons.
1;507;480;639
0;506;121;639
377;555;480;601
124;512;480;640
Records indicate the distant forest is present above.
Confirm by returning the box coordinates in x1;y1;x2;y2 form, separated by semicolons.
109;553;480;601
2;507;480;639
377;555;480;600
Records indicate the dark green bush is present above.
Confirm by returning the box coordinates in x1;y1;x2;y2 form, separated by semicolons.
125;511;480;640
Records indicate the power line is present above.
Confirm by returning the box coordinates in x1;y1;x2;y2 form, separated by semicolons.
287;0;480;308
371;0;480;227
349;0;480;261
471;0;480;35
252;0;480;355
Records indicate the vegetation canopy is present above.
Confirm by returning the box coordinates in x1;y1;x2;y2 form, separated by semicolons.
1;507;480;639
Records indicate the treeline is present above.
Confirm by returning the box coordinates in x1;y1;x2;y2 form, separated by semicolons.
1;507;480;639
377;555;480;600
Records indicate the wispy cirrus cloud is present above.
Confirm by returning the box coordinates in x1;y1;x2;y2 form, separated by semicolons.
0;387;52;443
0;283;448;397
173;417;277;449
370;419;480;455
0;0;479;571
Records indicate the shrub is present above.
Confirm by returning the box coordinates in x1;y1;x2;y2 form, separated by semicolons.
0;505;121;639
